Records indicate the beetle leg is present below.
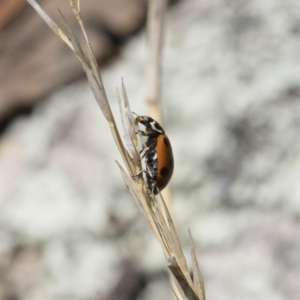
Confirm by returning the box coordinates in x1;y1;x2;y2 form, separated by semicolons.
136;130;151;137
138;139;156;160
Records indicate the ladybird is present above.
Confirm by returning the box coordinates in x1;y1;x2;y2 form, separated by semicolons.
136;115;174;195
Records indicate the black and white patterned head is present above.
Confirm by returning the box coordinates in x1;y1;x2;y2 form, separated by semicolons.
136;116;165;134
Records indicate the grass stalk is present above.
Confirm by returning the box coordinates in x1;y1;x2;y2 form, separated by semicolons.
27;1;206;299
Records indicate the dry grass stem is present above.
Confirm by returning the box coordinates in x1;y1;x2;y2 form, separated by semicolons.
146;0;166;123
27;1;206;299
146;0;174;213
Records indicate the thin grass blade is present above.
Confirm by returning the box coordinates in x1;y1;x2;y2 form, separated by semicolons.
189;230;206;300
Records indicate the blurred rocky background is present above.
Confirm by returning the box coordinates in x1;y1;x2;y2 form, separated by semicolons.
0;0;300;300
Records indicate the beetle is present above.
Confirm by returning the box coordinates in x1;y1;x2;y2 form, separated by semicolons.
135;115;174;195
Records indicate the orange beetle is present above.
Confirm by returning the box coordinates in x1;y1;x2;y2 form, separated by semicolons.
136;115;174;195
